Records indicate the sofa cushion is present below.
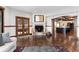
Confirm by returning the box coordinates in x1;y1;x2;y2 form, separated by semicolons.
0;37;17;52
0;34;4;46
2;32;11;43
0;41;16;52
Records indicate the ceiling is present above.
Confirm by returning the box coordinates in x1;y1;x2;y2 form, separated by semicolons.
8;6;78;14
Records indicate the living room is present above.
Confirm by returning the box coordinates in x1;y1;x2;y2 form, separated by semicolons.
0;6;79;52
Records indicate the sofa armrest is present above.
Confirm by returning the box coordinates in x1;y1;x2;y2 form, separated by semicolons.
10;37;17;42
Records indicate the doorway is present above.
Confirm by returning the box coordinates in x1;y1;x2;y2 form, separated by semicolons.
52;16;77;43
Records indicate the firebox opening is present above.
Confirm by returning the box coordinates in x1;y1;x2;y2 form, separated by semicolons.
35;25;43;32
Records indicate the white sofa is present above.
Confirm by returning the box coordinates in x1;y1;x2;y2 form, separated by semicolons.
0;37;17;52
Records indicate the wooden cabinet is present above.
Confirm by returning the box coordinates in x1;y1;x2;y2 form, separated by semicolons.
16;16;30;36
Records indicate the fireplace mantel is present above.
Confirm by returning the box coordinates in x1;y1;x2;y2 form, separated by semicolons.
32;14;46;33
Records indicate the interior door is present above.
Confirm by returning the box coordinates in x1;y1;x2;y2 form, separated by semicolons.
23;18;29;35
16;17;23;36
16;16;30;36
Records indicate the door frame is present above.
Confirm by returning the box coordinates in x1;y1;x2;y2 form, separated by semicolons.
0;6;4;33
52;16;77;40
16;16;30;36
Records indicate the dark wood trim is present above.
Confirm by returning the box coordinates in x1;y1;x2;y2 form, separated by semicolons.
11;35;16;37
16;16;30;36
0;6;5;10
29;33;32;35
16;16;18;36
4;26;31;28
28;18;30;34
52;19;55;40
52;16;77;40
16;16;29;19
0;6;4;33
2;9;4;33
4;25;32;27
4;25;16;27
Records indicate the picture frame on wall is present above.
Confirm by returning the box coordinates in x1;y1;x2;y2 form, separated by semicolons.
34;15;44;22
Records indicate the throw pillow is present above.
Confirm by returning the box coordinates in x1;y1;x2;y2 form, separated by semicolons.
2;32;11;43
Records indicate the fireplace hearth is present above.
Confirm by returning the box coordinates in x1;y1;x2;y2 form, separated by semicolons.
35;25;43;32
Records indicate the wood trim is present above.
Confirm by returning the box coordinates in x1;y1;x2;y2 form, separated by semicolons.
52;19;55;40
4;25;16;27
16;16;30;36
0;6;4;32
4;24;32;27
22;17;24;35
29;33;32;35
0;6;4;33
0;6;5;10
11;35;16;37
28;18;30;34
52;16;77;40
16;16;29;19
16;16;18;36
4;25;32;27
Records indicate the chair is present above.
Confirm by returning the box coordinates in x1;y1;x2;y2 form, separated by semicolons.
46;32;52;46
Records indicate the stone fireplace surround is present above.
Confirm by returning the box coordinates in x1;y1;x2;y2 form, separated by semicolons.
33;22;45;37
33;22;45;33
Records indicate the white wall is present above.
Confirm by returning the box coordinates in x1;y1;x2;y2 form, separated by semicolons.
46;7;79;36
45;16;52;33
3;6;79;38
4;7;32;36
47;7;78;18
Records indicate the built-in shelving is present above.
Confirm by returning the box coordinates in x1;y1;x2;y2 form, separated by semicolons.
16;16;30;36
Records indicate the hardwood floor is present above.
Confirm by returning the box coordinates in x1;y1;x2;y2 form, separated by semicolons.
53;38;77;52
17;38;48;47
16;35;77;52
53;28;77;51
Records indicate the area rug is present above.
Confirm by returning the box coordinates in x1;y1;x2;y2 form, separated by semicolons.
22;45;68;52
14;46;24;52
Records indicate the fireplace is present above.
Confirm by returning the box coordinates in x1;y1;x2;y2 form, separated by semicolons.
35;25;44;32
